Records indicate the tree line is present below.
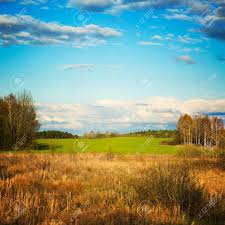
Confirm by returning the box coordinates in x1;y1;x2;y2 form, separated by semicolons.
83;131;119;139
177;114;224;147
1;91;225;151
0;91;39;150
36;130;79;139
127;130;176;138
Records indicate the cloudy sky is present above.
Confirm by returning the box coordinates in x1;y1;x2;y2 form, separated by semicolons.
0;0;225;134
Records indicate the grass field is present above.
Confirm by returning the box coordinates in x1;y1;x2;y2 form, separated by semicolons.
35;137;178;154
0;153;224;225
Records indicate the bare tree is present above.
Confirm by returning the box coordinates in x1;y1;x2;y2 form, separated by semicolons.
0;91;40;150
177;114;224;148
177;114;192;145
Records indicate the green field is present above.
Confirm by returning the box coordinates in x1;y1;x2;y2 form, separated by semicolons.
35;137;178;154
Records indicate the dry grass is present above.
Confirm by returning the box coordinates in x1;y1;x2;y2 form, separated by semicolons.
0;153;224;225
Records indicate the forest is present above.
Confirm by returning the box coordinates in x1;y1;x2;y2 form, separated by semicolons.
177;114;225;148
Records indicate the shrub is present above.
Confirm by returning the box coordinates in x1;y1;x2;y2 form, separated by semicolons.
219;134;225;150
217;148;225;169
160;140;177;146
177;146;215;158
132;163;206;216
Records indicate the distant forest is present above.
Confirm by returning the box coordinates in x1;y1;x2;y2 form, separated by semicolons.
126;130;176;138
1;92;225;150
177;114;224;147
36;131;79;139
36;130;177;139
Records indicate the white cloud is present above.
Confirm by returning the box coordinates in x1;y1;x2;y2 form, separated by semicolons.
164;13;192;21
67;0;113;11
149;25;159;29
151;35;163;40
62;64;95;71
167;33;174;37
178;35;203;44
72;0;185;14
0;14;122;47
181;47;203;53
138;41;165;46
150;33;174;41
176;55;196;64
36;97;225;134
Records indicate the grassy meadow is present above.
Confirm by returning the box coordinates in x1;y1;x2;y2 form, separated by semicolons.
1;137;225;224
0;153;224;225
35;137;177;154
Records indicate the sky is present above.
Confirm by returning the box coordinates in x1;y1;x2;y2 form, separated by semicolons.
0;0;225;134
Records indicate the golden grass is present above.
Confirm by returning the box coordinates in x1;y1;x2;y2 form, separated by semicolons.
0;153;224;225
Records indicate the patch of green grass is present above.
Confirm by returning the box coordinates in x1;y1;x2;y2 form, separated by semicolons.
34;137;178;154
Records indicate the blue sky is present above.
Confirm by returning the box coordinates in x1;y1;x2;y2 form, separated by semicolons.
0;0;225;134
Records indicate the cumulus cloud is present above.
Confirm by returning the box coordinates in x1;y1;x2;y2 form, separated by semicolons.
36;97;225;134
66;0;225;41
202;15;225;41
20;0;43;5
164;13;192;21
68;0;113;12
138;41;164;46
180;47;203;53
66;0;203;14
176;55;196;64
177;35;203;44
0;14;122;47
151;35;163;40
67;0;201;15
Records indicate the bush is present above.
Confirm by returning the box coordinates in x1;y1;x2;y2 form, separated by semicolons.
132;163;206;216
160;140;177;146
219;134;225;150
177;146;215;158
217;148;225;169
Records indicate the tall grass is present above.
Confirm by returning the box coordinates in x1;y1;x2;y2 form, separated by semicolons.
132;162;206;216
0;153;224;225
217;148;225;169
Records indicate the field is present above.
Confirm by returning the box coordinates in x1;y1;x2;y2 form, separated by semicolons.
0;153;224;225
35;137;177;154
1;138;224;225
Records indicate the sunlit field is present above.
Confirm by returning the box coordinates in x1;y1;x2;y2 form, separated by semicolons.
35;137;177;154
0;153;224;225
1;1;225;225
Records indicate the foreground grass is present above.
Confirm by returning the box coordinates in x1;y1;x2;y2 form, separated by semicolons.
35;137;177;154
0;153;224;225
